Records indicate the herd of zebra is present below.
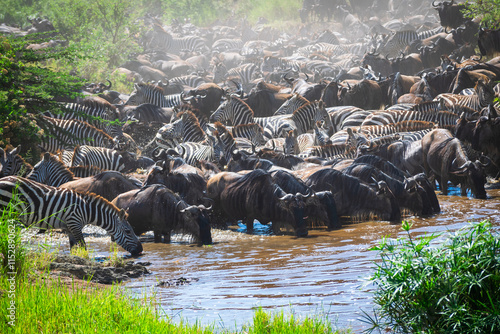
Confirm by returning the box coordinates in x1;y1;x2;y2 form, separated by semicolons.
1;1;500;254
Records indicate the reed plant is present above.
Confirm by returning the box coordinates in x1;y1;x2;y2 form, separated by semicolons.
364;220;500;333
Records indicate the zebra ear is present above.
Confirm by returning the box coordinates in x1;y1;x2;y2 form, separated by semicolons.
43;152;51;160
118;208;127;220
10;145;21;156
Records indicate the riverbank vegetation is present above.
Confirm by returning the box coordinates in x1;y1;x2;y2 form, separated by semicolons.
364;220;500;333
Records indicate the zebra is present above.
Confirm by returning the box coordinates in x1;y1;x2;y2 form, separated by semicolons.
263;100;333;140
213;63;261;86
359;120;437;139
168;75;208;89
173;137;222;167
209;95;280;130
147;22;207;53
69;165;105;178
154;110;208;149
273;93;309;116
69;145;125;172
299;142;357;159
27;152;74;187
45;98;123;138
214;122;254;165
39;116;114;153
0;145;32;177
261;56;306;73
125;83;182;108
231;123;266;146
378;30;419;57
0;176;142;254
434;80;495;112
211;38;244;52
416;26;444;40
340;110;373;130
327;106;365;133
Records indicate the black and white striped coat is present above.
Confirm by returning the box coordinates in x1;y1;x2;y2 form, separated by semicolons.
0;176;142;254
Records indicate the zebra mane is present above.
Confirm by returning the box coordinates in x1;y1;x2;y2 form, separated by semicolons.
39;152;74;179
137;82;165;95
232;123;263;133
230;95;255;117
214;121;230;135
81;190;125;217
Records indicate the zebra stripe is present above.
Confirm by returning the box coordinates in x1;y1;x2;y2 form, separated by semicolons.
213;63;261;85
379;30;419;56
45;98;122;137
434;81;495;112
27;152;74;187
70;145;125;172
148;23;207;53
273;93;309;116
327;106;365;133
126;83;182;108
39;116;114;153
0;176;142;254
155;110;207;149
231;123;265;146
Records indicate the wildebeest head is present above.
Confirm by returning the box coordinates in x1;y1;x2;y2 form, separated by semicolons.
432;0;469;30
451;159;488;199
273;186;308;237
177;202;213;245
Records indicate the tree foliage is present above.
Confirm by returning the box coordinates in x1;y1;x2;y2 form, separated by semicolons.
0;33;85;162
464;0;500;29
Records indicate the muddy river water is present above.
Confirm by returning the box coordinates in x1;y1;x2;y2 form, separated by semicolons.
37;186;500;332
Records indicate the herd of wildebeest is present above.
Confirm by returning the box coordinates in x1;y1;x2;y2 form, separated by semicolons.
1;0;500;254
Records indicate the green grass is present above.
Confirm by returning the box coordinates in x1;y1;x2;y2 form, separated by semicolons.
364;220;500;333
0;194;347;334
0;271;348;333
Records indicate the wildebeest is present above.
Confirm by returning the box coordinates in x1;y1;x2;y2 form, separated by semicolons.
303;167;402;223
142;159;208;205
112;184;212;244
59;171;141;201
421;129;488;199
270;169;340;229
342;162;425;216
478;28;500;59
218;169;309;236
432;0;470;30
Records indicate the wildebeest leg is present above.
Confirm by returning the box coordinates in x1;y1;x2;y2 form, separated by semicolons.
439;165;448;195
461;184;467;196
244;218;254;233
163;233;171;243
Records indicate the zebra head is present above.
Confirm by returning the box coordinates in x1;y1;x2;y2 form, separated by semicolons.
110;208;143;256
0;145;22;177
27;152;73;187
209;98;231;123
313;101;334;131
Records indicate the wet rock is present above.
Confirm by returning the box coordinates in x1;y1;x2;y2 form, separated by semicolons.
49;254;150;285
156;277;199;287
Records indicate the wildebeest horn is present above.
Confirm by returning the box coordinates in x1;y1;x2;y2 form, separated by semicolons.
197;204;212;211
432;0;440;7
478;155;491;167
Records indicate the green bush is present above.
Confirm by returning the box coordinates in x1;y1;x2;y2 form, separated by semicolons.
365;220;500;333
464;0;500;29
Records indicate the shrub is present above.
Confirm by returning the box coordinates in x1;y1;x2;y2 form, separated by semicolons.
365;220;500;333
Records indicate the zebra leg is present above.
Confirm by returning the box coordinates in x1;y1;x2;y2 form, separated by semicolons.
66;224;86;250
